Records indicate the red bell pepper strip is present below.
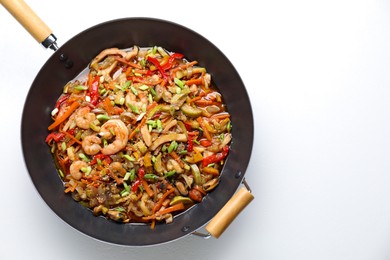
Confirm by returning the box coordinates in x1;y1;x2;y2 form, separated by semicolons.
90;153;112;166
132;167;146;192
132;179;141;192
184;122;192;131
45;132;66;143
200;139;212;147
138;167;146;178
187;135;194;152
202;145;229;167
161;53;184;70
88;75;100;106
147;56;167;79
186;131;198;152
55;94;70;109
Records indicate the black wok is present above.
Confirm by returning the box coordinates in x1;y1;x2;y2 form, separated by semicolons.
4;0;254;246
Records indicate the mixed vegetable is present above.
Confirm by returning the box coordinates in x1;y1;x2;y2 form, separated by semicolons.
46;46;232;226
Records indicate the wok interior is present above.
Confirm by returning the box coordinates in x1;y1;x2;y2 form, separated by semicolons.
21;18;253;245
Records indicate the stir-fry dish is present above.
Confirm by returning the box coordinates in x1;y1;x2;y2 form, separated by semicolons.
46;46;232;226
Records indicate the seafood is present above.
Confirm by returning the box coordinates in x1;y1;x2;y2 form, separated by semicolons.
69;161;88;180
75;106;96;129
82;135;102;155
46;46;232;226
99;119;129;155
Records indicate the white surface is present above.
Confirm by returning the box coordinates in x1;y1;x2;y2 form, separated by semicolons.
1;0;390;259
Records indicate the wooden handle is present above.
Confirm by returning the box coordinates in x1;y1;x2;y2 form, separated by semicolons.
206;187;254;238
0;0;52;43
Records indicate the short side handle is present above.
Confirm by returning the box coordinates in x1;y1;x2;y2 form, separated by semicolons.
0;0;57;50
206;187;254;238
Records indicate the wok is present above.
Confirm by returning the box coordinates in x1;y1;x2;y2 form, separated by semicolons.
2;0;254;245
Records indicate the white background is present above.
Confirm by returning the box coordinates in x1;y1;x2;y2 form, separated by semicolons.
1;0;390;259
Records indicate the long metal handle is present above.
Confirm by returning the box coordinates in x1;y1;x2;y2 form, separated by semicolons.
0;0;57;50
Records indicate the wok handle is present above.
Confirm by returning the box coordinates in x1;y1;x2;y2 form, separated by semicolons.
0;0;57;50
205;187;254;238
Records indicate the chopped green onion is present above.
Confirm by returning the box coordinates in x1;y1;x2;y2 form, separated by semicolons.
123;154;135;162
123;182;130;191
131;86;138;96
99;88;106;95
89;123;101;132
78;153;90;162
81;166;92;175
179;150;187;155
156;119;162;132
115;206;126;212
164;170;176;178
58;169;64;178
161;144;167;152
152;46;157;54
148;93;153;104
74;85;88;91
227;121;232;132
147;120;157;128
144;173;159;181
124;171;132;181
174;77;185;89
97;158;102;166
75;131;82;140
140;59;146;67
139;84;149;91
61;141;67;151
120;190;130;197
97;114;110;121
128;103;140;114
168;141;178;153
150;87;157;96
122;80;131;91
142;103;147;113
129;169;136;181
193;139;200;145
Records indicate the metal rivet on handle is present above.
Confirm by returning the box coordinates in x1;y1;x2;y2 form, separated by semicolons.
64;60;74;69
59;53;67;61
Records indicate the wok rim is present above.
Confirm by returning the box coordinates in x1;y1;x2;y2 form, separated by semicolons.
21;17;254;246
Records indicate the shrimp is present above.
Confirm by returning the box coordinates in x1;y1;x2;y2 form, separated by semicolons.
82;135;102;155
69;160;88;180
75;106;96;129
99;119;129;155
